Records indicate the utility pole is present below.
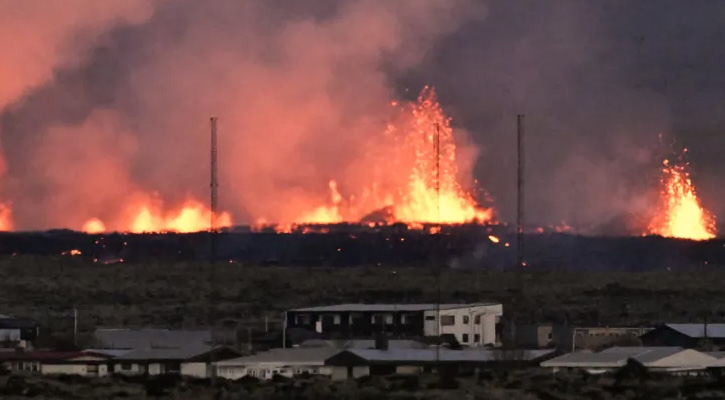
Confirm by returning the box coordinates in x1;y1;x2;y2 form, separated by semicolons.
516;114;525;269
73;307;78;348
434;123;442;368
208;117;218;394
210;116;219;261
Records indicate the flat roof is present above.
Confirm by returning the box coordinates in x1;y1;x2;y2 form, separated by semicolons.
289;303;500;313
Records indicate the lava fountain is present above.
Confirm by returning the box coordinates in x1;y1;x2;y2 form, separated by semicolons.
647;151;716;240
266;86;495;231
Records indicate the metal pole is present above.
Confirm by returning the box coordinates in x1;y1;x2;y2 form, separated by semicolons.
210;117;219;258
73;307;78;347
434;123;441;367
516;114;525;269
209;117;218;392
282;312;287;348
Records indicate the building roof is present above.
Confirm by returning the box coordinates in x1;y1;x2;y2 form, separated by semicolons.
0;317;38;330
327;348;556;365
542;347;717;369
114;345;213;361
706;351;725;360
297;339;427;350
661;324;725;339
0;351;87;361
289;303;499;313
94;328;211;350
216;347;341;367
82;349;131;358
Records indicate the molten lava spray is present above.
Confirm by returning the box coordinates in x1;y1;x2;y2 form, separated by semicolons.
275;87;494;229
648;152;716;240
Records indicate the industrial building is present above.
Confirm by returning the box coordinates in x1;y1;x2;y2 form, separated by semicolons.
285;303;503;347
0;315;39;349
541;347;718;375
639;324;725;348
214;342;555;381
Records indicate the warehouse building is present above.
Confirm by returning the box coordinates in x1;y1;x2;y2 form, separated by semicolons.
285;303;503;347
541;346;718;375
639;324;725;348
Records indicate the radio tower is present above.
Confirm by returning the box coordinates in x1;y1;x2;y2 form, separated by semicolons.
517;114;525;269
209;117;218;393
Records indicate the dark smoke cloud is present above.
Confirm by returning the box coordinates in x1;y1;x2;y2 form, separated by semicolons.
408;0;725;230
0;0;485;230
1;0;724;232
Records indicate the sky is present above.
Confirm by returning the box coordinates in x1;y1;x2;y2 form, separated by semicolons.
0;0;723;231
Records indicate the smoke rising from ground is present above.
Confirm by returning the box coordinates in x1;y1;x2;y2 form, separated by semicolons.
1;0;724;233
411;1;725;231
0;0;484;230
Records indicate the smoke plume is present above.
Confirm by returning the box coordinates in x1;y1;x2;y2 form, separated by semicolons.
2;0;724;234
0;0;485;230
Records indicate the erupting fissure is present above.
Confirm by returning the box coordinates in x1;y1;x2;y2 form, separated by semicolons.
83;198;232;234
647;151;716;241
262;86;495;231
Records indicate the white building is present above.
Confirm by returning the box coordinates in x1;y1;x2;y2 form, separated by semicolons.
0;351;114;377
541;347;718;375
286;303;503;347
423;303;503;347
215;347;342;380
112;346;239;378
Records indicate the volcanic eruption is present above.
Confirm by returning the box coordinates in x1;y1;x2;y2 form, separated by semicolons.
647;150;716;240
259;86;496;232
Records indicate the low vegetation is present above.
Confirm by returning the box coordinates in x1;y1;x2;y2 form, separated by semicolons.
0;256;724;337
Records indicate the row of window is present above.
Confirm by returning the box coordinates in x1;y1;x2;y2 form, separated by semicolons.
424;315;482;326
295;314;419;326
460;333;482;343
242;367;320;378
295;313;486;326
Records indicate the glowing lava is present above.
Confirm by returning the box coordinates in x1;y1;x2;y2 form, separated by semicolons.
83;218;106;234
129;199;232;233
648;154;716;240
83;198;232;234
0;203;12;231
265;86;494;231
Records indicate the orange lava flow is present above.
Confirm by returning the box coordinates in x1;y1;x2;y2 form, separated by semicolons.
264;87;494;231
0;203;12;231
647;156;716;240
82;218;106;234
83;198;232;234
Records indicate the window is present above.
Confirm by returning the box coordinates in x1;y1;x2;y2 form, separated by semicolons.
462;334;469;343
547;332;553;340
474;334;480;343
401;314;416;324
425;316;436;321
474;315;481;324
463;315;470;324
333;314;341;325
440;315;455;326
295;314;311;325
385;314;394;325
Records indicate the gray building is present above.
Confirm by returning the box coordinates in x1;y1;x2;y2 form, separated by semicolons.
640;324;725;349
